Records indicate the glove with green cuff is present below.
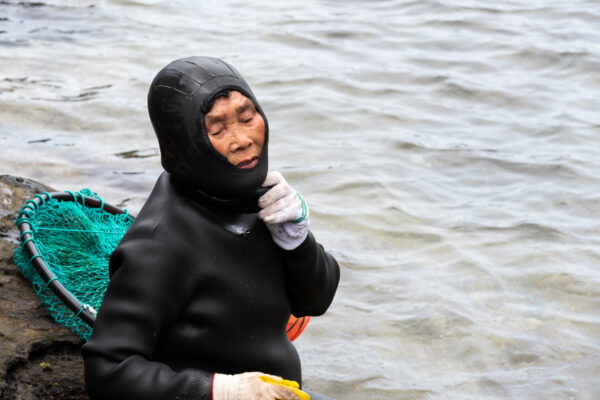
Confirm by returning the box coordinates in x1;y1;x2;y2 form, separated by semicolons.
258;171;309;250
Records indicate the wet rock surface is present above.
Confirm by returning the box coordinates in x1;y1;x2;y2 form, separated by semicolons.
0;175;89;400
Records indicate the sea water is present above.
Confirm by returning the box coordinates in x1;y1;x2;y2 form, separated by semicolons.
1;1;599;398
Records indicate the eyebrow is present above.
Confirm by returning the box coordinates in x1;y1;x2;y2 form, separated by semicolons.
236;100;254;114
205;99;255;124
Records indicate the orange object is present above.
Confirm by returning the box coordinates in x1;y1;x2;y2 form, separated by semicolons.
286;315;310;341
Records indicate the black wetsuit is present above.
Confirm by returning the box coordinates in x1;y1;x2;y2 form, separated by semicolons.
82;57;340;400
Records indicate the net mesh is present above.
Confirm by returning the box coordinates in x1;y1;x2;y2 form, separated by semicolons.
14;189;133;341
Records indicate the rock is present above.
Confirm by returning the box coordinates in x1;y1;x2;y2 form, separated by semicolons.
0;175;89;400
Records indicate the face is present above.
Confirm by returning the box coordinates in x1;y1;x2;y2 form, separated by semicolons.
205;91;265;169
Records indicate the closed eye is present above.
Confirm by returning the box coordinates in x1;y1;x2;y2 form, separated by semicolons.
209;128;224;135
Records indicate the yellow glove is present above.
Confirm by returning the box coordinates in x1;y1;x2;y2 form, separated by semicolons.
213;372;309;400
259;375;310;400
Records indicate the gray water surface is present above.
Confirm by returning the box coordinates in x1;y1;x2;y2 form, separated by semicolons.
1;1;600;399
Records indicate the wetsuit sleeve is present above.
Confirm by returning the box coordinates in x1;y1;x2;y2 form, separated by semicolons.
82;238;212;400
280;231;340;316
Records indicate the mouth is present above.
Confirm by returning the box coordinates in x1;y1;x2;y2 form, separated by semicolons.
237;156;259;169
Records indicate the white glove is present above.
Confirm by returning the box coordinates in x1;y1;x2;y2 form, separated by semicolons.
258;171;309;250
213;372;307;400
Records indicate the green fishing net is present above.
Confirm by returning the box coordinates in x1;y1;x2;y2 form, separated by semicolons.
14;189;133;341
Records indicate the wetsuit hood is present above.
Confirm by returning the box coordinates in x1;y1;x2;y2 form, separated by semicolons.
148;56;269;211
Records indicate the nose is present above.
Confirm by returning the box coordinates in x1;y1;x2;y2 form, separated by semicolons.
230;128;252;152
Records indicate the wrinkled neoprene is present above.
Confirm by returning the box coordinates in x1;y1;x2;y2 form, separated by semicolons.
81;57;340;400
